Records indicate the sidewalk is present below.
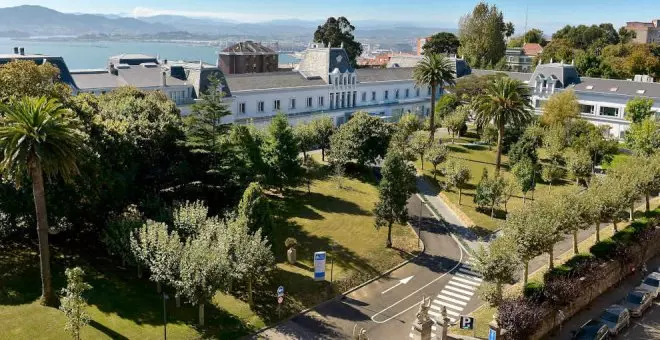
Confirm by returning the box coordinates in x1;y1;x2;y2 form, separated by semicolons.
551;255;660;339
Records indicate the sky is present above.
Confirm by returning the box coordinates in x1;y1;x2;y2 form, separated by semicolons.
0;0;658;33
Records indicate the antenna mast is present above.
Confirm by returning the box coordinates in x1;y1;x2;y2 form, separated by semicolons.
523;4;529;44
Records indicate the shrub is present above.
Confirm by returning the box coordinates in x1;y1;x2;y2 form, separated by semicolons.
544;276;581;307
498;297;545;340
545;264;573;281
285;237;298;249
590;238;617;259
523;281;544;302
564;253;596;268
478;282;502;307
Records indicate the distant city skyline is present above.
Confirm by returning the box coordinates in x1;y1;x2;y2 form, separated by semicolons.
1;0;658;33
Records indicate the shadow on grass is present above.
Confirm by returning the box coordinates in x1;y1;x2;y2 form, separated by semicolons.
89;320;129;340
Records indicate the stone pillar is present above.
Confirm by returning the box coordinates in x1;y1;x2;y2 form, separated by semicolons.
438;306;451;340
411;296;434;340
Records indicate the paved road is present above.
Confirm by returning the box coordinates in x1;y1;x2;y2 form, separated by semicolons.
255;193;483;339
551;255;660;340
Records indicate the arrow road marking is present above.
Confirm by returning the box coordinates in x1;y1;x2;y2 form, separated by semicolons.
381;276;414;294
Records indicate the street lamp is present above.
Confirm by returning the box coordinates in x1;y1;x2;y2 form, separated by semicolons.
163;293;169;340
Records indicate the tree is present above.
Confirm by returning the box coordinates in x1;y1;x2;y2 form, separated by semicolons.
473;236;519;305
293;122;317;161
130;221;183;293
427;143;449;180
409;130;431;169
228;124;265;184
474;170;505;217
524;29;546;45
504;22;515;38
566;149;593;186
501;178;516;213
262;113;302;191
434;93;460;124
458;2;507;68
481;124;498;150
423;32;461;55
226;216;274;307
541;163;565;186
475;77;533;173
541;90;580;127
311;116;335;161
413;54;456;141
101;205;143;269
237;182;273;238
328;111;392;167
172;200;208;239
625;97;654;123
626;117;660;157
571;123;618;174
543;125;567;165
374;151;417;248
0;60;71;102
444;160;471;205
443;106;469;143
511;157;536;203
59;267;92;340
508;134;539;166
313;17;363;67
0;96;85;306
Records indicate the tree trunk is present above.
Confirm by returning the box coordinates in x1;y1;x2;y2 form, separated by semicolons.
458;188;462;205
573;231;579;255
321;148;325;162
613;219;618;233
522;193;526;204
495;124;504;174
137;263;142;278
386;222;393;248
630;203;635;221
302;151;307;162
248;276;254;307
523;261;529;288
495;282;503;304
30;159;55;307
646;193;650;212
595;221;601;243
429;84;437;141
548;247;554;270
433;165;437;180
157;281;162;293
420;155;424;170
490;203;495;218
199;302;205;326
176;295;181;308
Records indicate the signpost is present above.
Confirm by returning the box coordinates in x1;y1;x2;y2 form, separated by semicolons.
314;251;327;281
277;286;285;318
488;328;497;340
460;316;475;337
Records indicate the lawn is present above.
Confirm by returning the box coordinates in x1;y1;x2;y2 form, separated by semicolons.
0;157;419;339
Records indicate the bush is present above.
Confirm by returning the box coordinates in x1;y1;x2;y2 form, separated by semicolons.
523;281;544;302
285;237;298;249
564;253;596;268
545;265;573;281
590;238;617;259
498;297;545;340
544;276;581;307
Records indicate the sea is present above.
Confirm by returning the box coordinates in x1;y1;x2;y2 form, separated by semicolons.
0;37;299;70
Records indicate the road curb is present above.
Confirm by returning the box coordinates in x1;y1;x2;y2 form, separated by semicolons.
247;223;425;338
417;193;474;257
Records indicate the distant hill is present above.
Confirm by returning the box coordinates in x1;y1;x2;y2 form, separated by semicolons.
0;5;174;35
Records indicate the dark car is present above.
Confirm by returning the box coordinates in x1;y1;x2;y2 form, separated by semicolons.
621;288;653;317
597;304;630;335
572;319;610;340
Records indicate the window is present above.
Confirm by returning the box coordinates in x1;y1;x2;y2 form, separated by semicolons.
274;99;281;111
395;89;400;99
307;97;313;108
341;92;345;108
599;106;619;117
580;104;594;114
361;92;367;102
352;76;356;85
427;87;432;95
257;101;265;112
405;89;410;98
384;90;389;100
289;98;296;110
344;77;347;85
372;91;376;101
416;88;420;97
330;93;334;109
319;96;325;108
335;77;338;85
238;102;246;114
353;92;357;107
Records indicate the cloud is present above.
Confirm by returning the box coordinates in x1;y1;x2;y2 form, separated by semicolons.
130;6;317;23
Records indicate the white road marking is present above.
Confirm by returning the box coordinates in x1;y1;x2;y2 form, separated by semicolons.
458;268;480;276
444;285;474;296
430;304;461;316
436;295;468;306
446;281;477;290
381;276;415;294
453;276;482;285
456;273;483;282
440;289;472;301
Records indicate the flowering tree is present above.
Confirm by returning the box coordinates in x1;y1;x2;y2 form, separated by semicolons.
60;267;92;340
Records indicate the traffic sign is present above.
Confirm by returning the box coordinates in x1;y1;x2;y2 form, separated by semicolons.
277;296;284;304
488;328;497;340
314;251;326;281
460;316;474;330
277;286;284;297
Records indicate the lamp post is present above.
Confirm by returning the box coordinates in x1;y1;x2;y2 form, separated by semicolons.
163;293;169;340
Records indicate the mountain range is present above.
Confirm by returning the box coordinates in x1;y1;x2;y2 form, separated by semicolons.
0;5;455;41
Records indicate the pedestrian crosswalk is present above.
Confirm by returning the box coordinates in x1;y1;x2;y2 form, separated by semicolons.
409;259;482;339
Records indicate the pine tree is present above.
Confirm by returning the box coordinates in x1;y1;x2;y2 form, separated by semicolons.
262;113;302;191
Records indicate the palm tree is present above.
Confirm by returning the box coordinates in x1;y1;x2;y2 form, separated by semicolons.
413;54;456;141
0;96;85;306
475;77;533;173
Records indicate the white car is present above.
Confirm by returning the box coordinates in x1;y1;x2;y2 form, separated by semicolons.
640;272;660;298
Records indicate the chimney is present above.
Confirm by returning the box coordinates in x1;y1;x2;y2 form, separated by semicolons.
161;70;167;87
13;47;18;54
19;47;25;55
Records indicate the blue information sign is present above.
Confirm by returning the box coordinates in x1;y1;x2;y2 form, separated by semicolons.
314;251;326;281
277;286;284;297
489;328;497;340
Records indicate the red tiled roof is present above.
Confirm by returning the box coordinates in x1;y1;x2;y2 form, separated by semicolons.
523;43;543;57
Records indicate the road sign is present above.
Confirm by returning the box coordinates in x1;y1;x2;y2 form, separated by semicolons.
460;316;474;330
277;296;284;304
277;286;284;297
314;251;326;281
488;328;497;340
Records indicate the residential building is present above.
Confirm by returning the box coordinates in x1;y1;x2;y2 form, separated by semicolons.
218;40;278;74
522;43;543;57
625;19;660;44
0;47;77;88
473;62;660;139
504;44;542;72
416;37;432;55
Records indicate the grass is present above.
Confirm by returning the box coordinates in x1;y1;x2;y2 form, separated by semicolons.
0;155;419;339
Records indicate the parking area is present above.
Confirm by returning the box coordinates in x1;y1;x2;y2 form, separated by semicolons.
551;255;660;339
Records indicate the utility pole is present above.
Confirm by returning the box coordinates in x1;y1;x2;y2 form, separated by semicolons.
523;4;529;44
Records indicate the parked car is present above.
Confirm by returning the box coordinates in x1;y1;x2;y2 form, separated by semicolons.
572;319;610;340
622;288;653;317
597;304;630;335
640;272;660;298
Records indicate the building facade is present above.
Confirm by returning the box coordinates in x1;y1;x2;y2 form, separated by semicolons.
625;19;660;44
218;41;278;75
